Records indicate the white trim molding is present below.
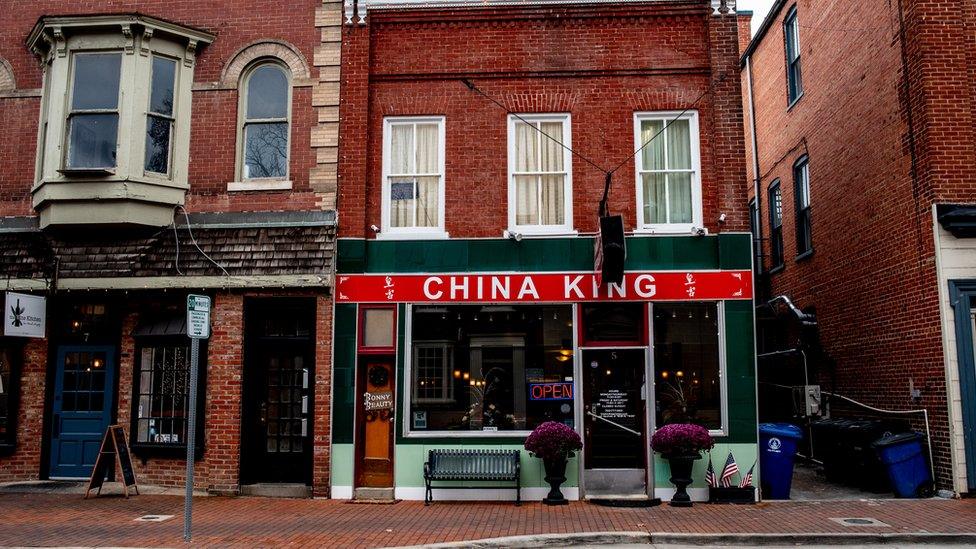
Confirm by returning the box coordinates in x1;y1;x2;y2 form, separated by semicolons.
507;113;574;236
380;116;448;239
633;111;703;235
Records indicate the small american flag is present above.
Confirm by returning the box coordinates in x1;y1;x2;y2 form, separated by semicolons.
738;460;756;488
704;454;718;488
720;452;739;487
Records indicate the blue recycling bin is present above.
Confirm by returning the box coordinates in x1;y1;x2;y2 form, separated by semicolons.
873;432;931;498
759;423;804;500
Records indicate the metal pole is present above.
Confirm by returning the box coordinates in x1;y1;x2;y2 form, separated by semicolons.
184;337;200;542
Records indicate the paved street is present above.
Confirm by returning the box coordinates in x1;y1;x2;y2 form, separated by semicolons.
0;491;974;547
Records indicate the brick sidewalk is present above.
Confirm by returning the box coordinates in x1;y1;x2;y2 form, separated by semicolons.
0;493;974;548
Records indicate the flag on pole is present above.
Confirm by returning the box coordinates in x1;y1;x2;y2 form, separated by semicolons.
720;452;739;487
704;454;718;488
738;459;756;488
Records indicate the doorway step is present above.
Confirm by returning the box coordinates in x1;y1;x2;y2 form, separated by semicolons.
239;483;311;498
587;494;661;508
353;487;396;502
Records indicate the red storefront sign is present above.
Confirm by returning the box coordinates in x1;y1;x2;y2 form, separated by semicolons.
336;270;752;303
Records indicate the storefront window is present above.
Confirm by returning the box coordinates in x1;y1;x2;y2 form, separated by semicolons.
0;345;17;448
132;338;205;450
408;305;574;433
653;302;724;432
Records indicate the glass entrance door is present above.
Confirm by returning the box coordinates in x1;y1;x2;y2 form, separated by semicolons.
582;348;647;496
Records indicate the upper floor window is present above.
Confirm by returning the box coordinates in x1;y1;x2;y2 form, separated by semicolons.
381;117;446;237
794;156;812;256
768;180;784;270
749;198;762;273
784;6;803;105
27;15;213;228
508;114;573;234
145;56;178;175
240;63;291;183
66;53;122;170
634;112;702;232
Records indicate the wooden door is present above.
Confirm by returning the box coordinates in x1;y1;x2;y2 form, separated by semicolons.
50;346;116;479
356;360;395;487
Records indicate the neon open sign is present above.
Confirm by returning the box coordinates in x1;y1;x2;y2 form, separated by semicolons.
529;382;574;401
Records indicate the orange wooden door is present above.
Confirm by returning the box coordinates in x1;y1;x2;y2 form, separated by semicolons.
357;360;395;487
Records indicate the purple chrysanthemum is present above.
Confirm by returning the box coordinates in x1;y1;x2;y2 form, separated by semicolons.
650;423;715;456
525;421;583;461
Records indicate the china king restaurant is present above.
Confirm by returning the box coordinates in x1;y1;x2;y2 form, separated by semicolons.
329;234;759;503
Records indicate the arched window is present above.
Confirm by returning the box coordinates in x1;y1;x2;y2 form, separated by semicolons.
239;62;291;182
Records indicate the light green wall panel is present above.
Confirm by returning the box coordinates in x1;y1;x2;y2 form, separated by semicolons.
652;443;759;488
394;444;579;488
331;443;355;486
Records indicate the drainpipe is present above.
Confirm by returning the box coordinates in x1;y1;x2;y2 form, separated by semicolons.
745;54;763;277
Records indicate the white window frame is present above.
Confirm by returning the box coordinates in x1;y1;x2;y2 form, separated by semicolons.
507;113;575;236
143;53;180;178
633;111;703;234
63;51;124;173
230;60;294;191
379;116;448;239
411;341;455;404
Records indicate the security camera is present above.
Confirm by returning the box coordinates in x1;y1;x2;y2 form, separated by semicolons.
370;224;381;233
691;226;707;237
718;213;727;224
504;230;523;242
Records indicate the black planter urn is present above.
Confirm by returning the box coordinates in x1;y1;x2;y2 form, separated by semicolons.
543;457;569;505
665;453;701;508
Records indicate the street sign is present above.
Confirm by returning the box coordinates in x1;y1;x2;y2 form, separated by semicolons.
184;294;209;541
186;295;211;339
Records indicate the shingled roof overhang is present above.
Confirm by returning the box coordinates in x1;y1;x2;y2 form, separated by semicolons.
0;211;335;292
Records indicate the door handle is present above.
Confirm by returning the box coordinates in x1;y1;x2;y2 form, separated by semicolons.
259;401;267;425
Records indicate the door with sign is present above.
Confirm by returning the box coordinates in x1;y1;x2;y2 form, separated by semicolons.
582;348;648;497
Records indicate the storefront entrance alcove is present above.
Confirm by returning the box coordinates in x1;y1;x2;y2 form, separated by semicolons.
354;306;397;500
579;302;651;499
240;298;315;495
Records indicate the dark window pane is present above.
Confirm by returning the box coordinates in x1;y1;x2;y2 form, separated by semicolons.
582;303;644;343
149;57;176;116
246;65;288;120
71;53;121;110
653;302;721;430
68;114;119;168
243;122;288;178
145;116;171;174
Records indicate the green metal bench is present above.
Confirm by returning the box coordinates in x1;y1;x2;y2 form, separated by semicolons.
423;449;521;506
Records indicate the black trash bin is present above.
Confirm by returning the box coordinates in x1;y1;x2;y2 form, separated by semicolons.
839;419;911;493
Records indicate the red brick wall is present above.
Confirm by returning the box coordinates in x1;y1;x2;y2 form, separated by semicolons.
338;3;749;238
0;339;47;482
743;0;976;489
0;0;321;217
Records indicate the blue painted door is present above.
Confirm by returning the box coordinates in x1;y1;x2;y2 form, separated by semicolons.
49;346;115;479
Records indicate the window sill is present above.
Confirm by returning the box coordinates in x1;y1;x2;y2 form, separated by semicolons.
768;264;785;275
633;225;706;236
57;167;116;177
376;230;450;240
227;180;293;192
130;442;204;460
787;92;804;111
403;430;534;439
795;249;814;262
505;228;579;239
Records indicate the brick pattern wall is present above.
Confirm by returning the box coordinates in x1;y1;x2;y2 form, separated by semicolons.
0;0;327;217
743;0;976;489
338;3;749;239
311;2;343;211
312;294;333;497
0;339;47;482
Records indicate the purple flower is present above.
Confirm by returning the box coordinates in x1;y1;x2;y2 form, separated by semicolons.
650;423;714;456
525;421;583;462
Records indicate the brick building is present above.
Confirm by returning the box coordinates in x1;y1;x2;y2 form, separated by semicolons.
0;1;342;497
742;0;976;494
333;0;758;502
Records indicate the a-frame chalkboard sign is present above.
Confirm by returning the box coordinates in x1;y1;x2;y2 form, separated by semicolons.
85;425;139;499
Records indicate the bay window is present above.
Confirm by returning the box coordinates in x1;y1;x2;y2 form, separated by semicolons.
652;302;726;434
508;114;573;234
28;15;213;228
407;305;574;434
635;112;702;232
381;117;446;237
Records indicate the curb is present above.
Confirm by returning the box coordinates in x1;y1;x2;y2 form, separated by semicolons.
388;530;976;547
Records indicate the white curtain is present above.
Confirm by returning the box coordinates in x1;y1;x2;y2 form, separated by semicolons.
641;120;665;171
539;121;564;225
641;119;692;224
642;173;666;224
415;124;439;227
